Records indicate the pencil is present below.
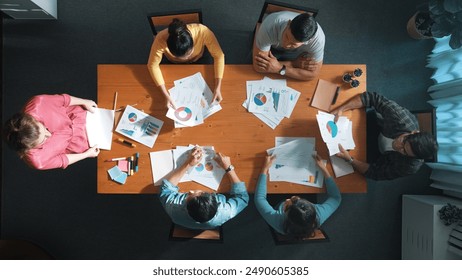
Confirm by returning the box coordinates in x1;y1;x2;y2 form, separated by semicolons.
113;91;118;111
104;157;128;162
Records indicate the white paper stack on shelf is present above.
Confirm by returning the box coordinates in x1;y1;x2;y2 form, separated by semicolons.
266;137;325;188
149;145;225;190
243;77;300;129
316;111;355;156
166;72;222;128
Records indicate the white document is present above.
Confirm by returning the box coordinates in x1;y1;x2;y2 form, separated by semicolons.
167;86;204;127
172;146;193;183
267;137;323;188
86;108;115;150
271;139;315;169
316;111;356;156
283;87;301;118
149;150;174;186
115;105;164;148
268;160;326;188
188;146;225;191
330;156;354;178
174;72;222;120
244;78;299;129
247;83;289;117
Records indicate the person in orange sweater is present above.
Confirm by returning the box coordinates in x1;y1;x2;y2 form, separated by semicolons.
147;19;225;109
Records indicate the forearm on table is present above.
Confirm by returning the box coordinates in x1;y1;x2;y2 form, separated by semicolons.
284;60;322;81
165;161;191;186
158;84;170;99
350;157;369;174
345;94;365;111
226;170;241;185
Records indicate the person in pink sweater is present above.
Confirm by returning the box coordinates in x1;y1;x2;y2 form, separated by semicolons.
3;94;100;170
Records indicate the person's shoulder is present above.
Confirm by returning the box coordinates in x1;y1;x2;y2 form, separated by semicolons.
272;10;299;19
188;23;209;32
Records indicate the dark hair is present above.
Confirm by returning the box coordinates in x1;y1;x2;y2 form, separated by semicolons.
167;18;193;57
187;192;218;223
3;113;41;157
289;13;318;42
283;198;318;239
406;132;438;159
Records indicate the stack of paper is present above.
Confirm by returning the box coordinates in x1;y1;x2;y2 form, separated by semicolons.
107;166;128;184
316;111;355;156
149;145;225;191
115;105;164;148
243;77;300;129
167;72;222;127
86;108;115;150
267;137;325;188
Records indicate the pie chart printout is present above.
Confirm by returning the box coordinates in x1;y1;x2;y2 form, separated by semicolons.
254;93;267;106
205;162;214;171
128;112;137;122
174;107;193;122
195;163;204;172
326;121;338;138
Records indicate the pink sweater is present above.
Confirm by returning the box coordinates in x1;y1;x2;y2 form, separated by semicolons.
24;94;89;170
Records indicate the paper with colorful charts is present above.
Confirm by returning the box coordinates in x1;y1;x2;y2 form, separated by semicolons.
115;105;164;148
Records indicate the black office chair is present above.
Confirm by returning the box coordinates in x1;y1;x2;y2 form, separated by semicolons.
257;0;318;24
168;223;223;243
269;226;329;245
147;9;202;36
411;107;438;162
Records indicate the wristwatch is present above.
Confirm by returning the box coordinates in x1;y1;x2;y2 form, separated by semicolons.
278;65;286;76
225;164;235;173
346;157;354;164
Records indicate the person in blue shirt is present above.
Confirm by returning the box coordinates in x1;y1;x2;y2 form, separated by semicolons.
159;146;249;229
254;154;341;238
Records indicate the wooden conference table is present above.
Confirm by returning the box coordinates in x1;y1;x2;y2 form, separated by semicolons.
97;64;367;194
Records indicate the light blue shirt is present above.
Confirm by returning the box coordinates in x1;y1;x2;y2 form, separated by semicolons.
256;11;325;61
159;179;249;229
254;174;341;234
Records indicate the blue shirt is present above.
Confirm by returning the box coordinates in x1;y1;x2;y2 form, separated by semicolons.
159;179;249;229
254;174;341;235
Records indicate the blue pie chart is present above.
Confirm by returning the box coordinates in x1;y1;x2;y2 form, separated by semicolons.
195;163;204;172
128;113;137;122
326;121;338;138
254;93;267;106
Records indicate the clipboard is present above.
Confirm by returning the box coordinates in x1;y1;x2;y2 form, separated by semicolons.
310;79;340;112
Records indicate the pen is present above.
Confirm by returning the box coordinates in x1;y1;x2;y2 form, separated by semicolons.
127;158;132;176
104;157;128;162
117;138;136;148
134;152;139;172
130;156;135;176
331;86;340;105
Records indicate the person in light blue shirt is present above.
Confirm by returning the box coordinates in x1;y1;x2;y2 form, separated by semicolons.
159;146;249;230
255;154;341;238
